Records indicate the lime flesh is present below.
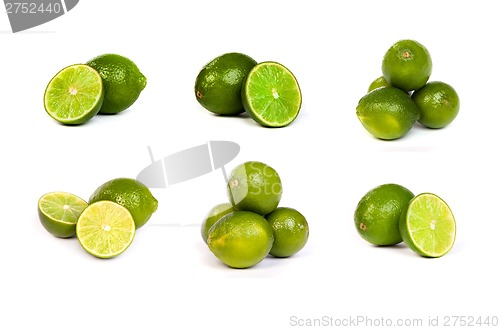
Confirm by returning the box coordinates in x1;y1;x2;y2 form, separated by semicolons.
76;201;136;259
400;193;456;257
44;64;104;125
242;62;301;127
38;192;88;238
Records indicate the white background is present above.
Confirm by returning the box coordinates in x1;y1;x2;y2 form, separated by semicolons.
1;0;499;329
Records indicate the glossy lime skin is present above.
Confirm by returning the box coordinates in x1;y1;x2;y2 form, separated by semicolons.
368;76;390;92
266;207;309;257
354;183;414;246
356;86;420;140
208;211;274;268
382;40;432;91
195;53;257;115
201;203;236;244
412;81;460;128
227;161;282;216
87;54;147;114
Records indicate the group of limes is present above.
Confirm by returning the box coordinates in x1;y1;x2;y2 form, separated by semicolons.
201;161;309;268
38;178;158;258
44;54;147;125
195;52;302;127
356;39;460;140
354;183;456;257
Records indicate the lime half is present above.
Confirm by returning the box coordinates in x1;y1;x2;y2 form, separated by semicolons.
38;192;88;238
242;62;301;127
400;193;456;258
76;201;135;259
44;64;104;125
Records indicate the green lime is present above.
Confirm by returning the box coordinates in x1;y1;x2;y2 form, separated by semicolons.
44;64;104;125
76;201;135;259
227;161;282;215
87;54;147;114
412;81;460;128
201;203;236;244
266;207;309;257
382;39;432;91
368;76;390;92
354;183;414;246
195;52;257;115
89;178;158;229
38;192;88;238
400;193;456;258
242;61;302;127
207;211;274;268
356;86;420;140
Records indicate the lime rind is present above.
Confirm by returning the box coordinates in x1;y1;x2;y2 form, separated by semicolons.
76;201;135;259
401;193;456;257
44;64;104;125
243;62;302;127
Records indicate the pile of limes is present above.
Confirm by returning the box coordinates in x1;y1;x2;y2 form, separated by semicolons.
44;54;147;125
201;161;309;268
194;52;302;128
354;183;456;258
356;40;460;139
38;178;158;258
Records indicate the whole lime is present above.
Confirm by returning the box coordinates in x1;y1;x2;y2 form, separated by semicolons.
227;161;282;215
201;203;236;244
356;86;420;140
266;207;309;257
382;39;432;91
195;52;257;115
412;81;460;128
207;211;274;268
354;183;414;246
87;54;147;114
89;178;158;229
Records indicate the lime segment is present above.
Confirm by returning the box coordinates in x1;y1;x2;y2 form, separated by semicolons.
76;201;136;259
242;62;301;127
400;193;456;257
38;192;88;238
44;64;104;125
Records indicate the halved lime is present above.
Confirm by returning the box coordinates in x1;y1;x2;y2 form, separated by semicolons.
242;62;301;127
44;64;104;125
399;193;456;258
38;192;88;238
76;201;135;259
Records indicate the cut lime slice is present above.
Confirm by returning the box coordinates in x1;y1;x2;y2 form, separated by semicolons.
76;201;135;259
400;193;456;257
38;192;88;238
44;64;104;125
242;61;301;127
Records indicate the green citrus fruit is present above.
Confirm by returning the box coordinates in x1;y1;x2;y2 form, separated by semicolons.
412;81;460;128
195;52;257;115
400;193;456;258
207;211;274;268
227;161;282;215
44;64;104;125
87;54;147;114
266;207;309;257
382;39;432;91
368;76;390;92
201;203;236;244
89;178;158;229
76;200;135;259
354;183;414;246
356;86;420;140
38;192;88;238
242;61;302;127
